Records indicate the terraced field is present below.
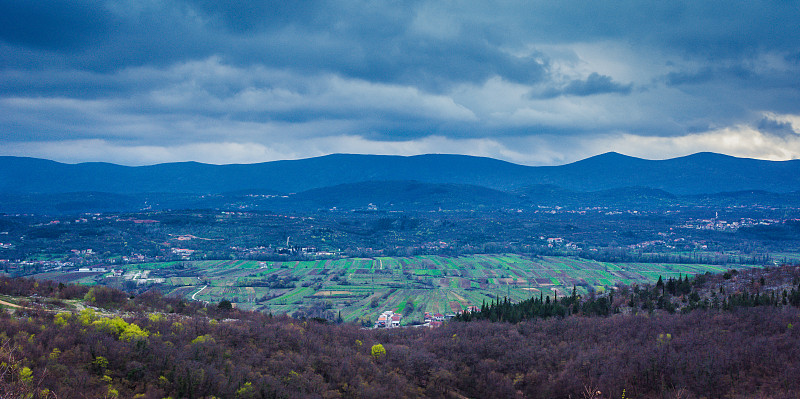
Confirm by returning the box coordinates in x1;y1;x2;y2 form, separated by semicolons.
43;254;756;325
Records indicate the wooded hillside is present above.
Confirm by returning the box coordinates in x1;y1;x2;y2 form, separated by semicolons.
1;269;799;398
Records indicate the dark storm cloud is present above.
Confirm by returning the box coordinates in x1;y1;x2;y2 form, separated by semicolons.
0;0;549;93
0;0;111;50
1;1;800;164
1;0;796;88
509;1;800;58
3;1;798;74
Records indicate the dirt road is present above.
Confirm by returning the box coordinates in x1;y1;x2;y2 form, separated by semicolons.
0;299;23;308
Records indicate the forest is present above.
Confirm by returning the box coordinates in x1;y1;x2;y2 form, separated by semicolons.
1;264;799;398
457;267;800;323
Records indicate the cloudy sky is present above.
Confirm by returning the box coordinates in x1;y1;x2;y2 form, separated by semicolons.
1;1;800;166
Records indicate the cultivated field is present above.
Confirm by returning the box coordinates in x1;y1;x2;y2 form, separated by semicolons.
43;254;755;324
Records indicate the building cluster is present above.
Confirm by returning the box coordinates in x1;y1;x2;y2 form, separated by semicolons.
373;308;481;330
121;254;146;263
375;311;402;328
1;260;73;273
76;267;108;273
171;248;196;259
545;237;580;250
423;311;444;328
678;218;781;232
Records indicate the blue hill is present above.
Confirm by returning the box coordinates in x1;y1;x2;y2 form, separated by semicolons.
1;152;798;197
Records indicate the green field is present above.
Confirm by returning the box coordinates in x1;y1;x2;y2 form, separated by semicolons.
43;254;757;325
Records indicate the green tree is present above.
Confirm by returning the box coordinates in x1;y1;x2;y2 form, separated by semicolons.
218;299;233;310
370;344;386;360
19;366;33;384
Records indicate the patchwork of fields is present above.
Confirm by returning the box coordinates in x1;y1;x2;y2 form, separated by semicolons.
43;254;755;324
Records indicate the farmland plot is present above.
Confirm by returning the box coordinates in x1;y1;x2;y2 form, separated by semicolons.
46;255;759;325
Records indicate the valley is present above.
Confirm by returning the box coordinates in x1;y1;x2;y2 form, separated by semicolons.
2;153;800;398
3;201;798;324
32;254;750;325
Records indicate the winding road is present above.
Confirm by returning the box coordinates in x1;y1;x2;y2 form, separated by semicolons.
191;285;208;301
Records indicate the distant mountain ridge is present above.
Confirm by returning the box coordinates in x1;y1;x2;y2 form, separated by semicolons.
1;152;799;197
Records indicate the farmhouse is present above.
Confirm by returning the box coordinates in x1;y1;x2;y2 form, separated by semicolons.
428;321;443;328
376;310;403;328
171;248;195;259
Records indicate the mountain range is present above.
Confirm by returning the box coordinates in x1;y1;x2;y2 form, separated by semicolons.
1;152;798;213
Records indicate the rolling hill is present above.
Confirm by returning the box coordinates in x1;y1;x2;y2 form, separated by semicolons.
2;152;800;195
1;152;799;213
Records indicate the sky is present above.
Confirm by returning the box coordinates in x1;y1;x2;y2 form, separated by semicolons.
1;1;800;166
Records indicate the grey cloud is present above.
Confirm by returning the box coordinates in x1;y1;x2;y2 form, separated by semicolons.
508;1;800;59
757;118;797;138
182;0;326;33
0;58;483;144
0;0;549;92
0;0;112;50
2;0;800;165
535;73;633;98
564;73;632;96
664;66;757;87
2;1;799;89
664;69;717;86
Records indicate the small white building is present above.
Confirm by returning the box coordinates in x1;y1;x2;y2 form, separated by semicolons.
376;310;403;328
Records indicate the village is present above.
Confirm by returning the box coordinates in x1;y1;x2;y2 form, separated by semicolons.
374;306;481;329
